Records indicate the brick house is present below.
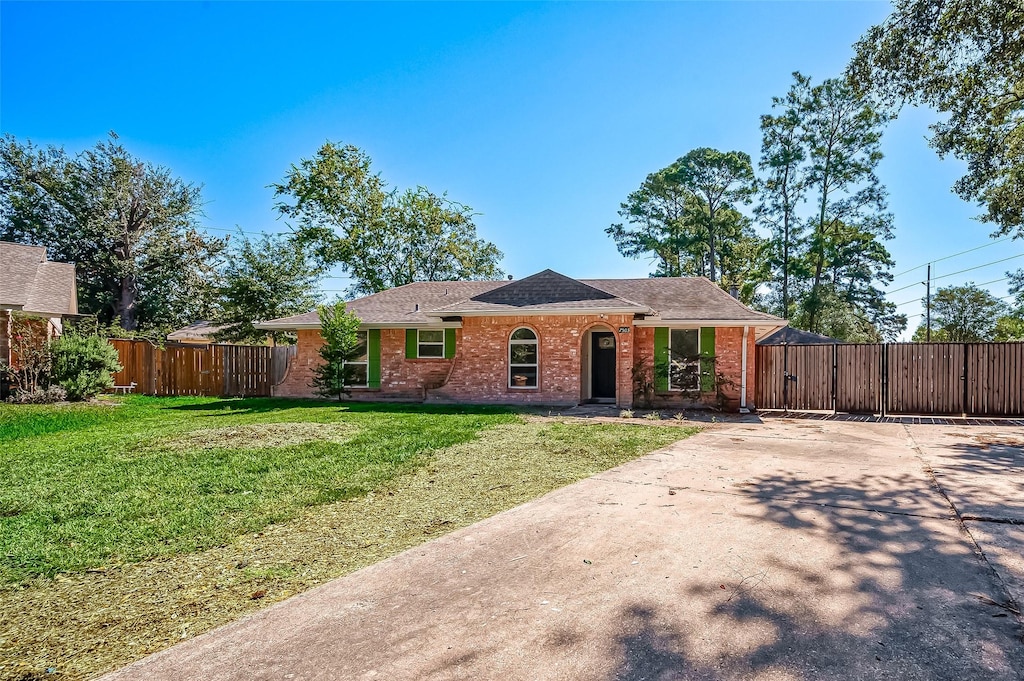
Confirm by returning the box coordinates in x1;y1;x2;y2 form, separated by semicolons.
257;270;786;411
1;241;79;367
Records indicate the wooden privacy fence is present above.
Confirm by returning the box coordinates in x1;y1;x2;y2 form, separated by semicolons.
109;339;296;397
756;342;1024;417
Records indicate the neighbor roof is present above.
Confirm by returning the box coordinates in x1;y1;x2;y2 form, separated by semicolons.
258;269;785;330
0;241;78;317
167;320;230;342
757;326;841;345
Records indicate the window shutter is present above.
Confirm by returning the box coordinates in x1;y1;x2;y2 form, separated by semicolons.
368;329;381;388
653;327;669;392
405;329;417;359
444;328;456;359
699;327;716;392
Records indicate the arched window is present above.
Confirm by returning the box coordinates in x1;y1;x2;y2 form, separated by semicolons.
509;328;538;388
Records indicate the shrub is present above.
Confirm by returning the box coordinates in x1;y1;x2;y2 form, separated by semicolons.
49;334;122;401
8;386;67;404
644;411;662;421
619;409;634;419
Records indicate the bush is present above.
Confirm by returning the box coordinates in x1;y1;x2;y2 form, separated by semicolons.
49;334;122;401
8;386;68;404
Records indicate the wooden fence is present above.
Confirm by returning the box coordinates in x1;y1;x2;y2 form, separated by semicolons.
755;342;1024;417
109;339;296;397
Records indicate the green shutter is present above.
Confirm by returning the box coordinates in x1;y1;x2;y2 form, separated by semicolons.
367;329;381;388
444;328;456;359
653;327;669;392
699;327;716;393
405;329;417;359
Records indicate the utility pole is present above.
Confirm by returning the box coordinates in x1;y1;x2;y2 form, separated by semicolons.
925;263;932;342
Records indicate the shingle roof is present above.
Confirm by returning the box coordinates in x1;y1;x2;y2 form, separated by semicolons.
0;241;78;317
257;270;785;328
429;269;649;315
167;321;230;342
757;326;841;345
581;277;782;323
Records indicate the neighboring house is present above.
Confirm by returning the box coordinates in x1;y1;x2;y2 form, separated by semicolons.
167;321;231;345
259;270;786;411
0;241;79;367
757;326;841;345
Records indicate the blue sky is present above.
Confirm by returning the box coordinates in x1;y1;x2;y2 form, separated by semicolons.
2;1;1019;337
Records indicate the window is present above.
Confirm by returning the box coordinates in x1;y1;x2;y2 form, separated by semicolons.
669;328;699;392
509;327;538;388
345;330;369;387
417;329;445;358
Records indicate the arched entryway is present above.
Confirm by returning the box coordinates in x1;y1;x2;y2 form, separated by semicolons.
581;325;616;402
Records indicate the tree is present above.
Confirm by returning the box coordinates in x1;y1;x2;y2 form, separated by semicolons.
0;133;224;331
798;74;893;333
913;283;1008;342
849;0;1024;235
213;233;325;344
311;301;364;400
272;142;503;296
757;77;811;318
606;149;767;300
668;148;757;283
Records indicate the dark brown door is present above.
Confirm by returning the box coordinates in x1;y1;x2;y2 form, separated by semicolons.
591;332;616;399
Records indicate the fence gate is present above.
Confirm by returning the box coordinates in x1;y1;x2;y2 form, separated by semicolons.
754;341;1024;418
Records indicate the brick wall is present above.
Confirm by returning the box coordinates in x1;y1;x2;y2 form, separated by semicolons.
272;318;754;411
633;325;754;411
430;314;635;407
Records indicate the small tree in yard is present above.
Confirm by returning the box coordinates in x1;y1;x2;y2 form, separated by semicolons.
311;301;363;400
3;313;51;395
49;333;122;401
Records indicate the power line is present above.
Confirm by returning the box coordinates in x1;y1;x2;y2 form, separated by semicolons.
887;252;1024;295
892;275;1013;307
889;235;1017;280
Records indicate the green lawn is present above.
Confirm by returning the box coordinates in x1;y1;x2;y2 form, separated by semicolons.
0;397;691;585
0;396;522;582
1;396;697;681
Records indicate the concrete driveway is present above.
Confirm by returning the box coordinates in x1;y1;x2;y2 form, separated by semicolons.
103;418;1024;680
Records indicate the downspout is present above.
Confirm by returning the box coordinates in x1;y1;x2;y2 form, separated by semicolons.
740;326;750;414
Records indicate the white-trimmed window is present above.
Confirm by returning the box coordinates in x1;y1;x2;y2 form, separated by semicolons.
417;329;445;358
669;328;699;391
346;330;369;387
509;328;538;388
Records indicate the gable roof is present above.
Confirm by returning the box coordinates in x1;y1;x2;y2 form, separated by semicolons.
167;320;230;342
429;269;649;315
257;270;786;330
757;326;841;345
0;241;78;317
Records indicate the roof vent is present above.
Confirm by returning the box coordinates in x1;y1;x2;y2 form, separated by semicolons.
507;275;513;281
414;303;419;312
729;284;739;299
444;287;448;295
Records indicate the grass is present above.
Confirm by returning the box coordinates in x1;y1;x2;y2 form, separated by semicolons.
0;396;695;681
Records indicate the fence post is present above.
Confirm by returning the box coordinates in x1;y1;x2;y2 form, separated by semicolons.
880;344;888;419
782;343;789;412
831;343;838;415
961;343;969;418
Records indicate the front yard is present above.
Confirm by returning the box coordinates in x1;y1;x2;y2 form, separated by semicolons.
0;397;694;681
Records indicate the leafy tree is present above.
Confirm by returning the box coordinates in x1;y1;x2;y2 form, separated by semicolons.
0;133;224;331
757;77;811;318
850;0;1024;234
311;301;363;400
798;74;893;333
606;148;767;300
669;148;757;283
912;283;1008;342
273;142;503;296
49;332;122;401
213;233;325;344
993;315;1024;342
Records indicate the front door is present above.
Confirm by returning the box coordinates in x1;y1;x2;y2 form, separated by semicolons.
591;331;616;400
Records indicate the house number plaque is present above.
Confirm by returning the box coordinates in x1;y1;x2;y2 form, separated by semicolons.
618;327;630;333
